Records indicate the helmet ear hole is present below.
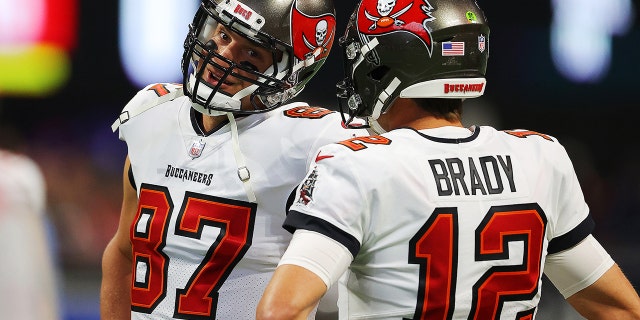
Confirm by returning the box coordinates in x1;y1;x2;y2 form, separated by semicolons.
368;65;390;82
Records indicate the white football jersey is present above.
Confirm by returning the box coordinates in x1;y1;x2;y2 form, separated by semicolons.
286;126;593;320
116;83;366;319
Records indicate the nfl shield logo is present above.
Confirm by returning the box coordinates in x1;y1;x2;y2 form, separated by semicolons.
188;139;206;159
478;35;486;53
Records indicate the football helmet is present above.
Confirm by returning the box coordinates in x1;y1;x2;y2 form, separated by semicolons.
182;0;336;115
337;0;490;127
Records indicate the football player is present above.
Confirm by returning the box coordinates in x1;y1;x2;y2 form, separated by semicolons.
257;0;640;319
0;148;60;319
100;0;367;319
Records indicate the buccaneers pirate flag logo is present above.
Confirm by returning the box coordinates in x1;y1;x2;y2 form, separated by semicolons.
291;6;336;62
297;167;319;205
358;0;435;55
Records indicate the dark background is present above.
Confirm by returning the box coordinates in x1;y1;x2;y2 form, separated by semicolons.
0;1;638;319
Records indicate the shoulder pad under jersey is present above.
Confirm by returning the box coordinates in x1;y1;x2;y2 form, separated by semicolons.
111;83;184;132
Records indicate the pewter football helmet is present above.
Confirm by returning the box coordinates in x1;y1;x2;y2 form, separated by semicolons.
337;0;490;127
183;0;336;115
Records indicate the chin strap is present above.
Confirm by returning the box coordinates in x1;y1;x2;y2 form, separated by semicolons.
227;112;257;202
365;76;400;135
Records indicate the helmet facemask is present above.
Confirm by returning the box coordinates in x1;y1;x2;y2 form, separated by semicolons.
337;23;394;130
337;32;371;129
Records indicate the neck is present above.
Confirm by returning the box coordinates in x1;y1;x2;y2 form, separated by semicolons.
403;117;463;130
378;98;463;131
192;109;229;135
202;114;229;132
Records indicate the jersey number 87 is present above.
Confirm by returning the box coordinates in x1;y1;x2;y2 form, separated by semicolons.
130;184;257;319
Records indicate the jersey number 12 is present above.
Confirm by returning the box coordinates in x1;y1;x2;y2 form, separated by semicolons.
408;204;546;320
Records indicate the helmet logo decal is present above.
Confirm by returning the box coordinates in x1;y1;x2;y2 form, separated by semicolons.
465;11;478;22
292;7;336;61
218;0;265;30
315;20;328;46
441;41;464;56
358;0;435;53
443;82;484;94
233;3;253;20
365;0;412;30
478;34;486;53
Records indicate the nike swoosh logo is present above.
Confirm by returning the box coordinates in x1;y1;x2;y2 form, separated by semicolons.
315;152;334;162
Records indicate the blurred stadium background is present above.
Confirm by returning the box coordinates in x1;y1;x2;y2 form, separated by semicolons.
0;0;638;319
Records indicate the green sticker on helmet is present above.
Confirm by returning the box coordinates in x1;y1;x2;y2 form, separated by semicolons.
466;11;477;22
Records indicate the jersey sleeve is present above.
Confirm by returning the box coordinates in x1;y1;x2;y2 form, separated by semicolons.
285;143;367;258
546;142;594;254
305;120;366;170
112;83;184;135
